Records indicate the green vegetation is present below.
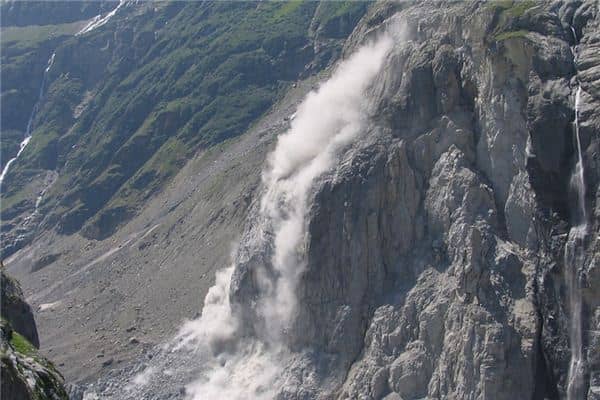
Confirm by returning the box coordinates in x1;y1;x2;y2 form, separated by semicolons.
0;17;81;173
318;1;367;20
273;0;303;20
1;1;369;242
313;1;369;39
487;0;536;17
1;1;108;27
9;330;37;357
1;41;58;136
0;190;29;217
494;29;530;41
487;0;537;42
504;1;537;17
0;21;81;49
3;329;69;400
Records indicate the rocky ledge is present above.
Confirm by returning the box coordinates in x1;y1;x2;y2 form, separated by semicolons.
1;271;68;400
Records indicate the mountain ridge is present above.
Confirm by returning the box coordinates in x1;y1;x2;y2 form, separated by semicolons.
1;1;368;257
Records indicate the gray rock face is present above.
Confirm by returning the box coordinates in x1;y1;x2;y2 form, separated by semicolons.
225;1;600;399
1;270;39;347
0;272;68;400
102;2;598;399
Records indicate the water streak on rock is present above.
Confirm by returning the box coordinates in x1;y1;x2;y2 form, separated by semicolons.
565;85;588;400
0;53;55;187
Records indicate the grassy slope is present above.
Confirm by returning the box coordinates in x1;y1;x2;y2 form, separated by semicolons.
0;22;81;169
486;0;538;41
1;1;369;243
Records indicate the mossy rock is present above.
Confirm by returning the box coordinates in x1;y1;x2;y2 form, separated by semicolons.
1;304;68;400
487;0;538;43
0;270;39;347
494;29;530;41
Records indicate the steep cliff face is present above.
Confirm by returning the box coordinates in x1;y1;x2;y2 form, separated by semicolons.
1;271;68;400
281;1;600;398
1;269;39;348
81;2;599;399
227;1;600;398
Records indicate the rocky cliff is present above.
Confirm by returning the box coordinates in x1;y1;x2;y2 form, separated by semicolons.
285;1;600;398
105;1;599;398
1;271;68;400
270;1;588;397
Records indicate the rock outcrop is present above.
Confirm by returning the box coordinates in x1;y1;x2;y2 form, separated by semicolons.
228;1;600;398
1;269;39;347
83;2;599;399
1;271;68;400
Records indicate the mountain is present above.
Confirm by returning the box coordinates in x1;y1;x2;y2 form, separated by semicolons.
1;0;368;254
2;1;600;399
1;0;369;384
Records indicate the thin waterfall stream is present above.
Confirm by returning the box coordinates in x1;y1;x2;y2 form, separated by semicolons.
0;53;56;188
76;0;125;36
564;80;588;399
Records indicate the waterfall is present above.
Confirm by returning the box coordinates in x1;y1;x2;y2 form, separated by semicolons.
572;87;587;227
76;1;125;36
564;20;588;398
565;85;588;400
0;53;56;188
